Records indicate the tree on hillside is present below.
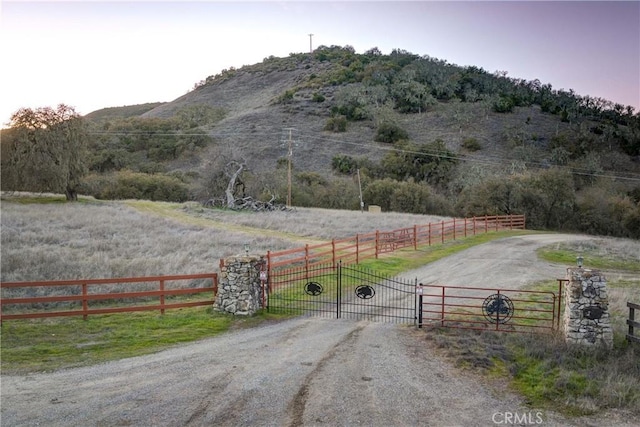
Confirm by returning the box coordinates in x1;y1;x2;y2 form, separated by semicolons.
2;104;88;201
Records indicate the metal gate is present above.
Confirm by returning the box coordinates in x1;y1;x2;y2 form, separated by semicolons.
417;283;561;333
267;262;417;324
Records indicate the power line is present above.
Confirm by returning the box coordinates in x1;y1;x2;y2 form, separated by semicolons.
294;131;640;182
85;129;640;183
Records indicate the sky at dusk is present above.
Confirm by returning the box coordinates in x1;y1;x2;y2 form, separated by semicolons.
1;1;639;126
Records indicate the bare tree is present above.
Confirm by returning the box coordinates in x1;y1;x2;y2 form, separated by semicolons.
224;160;246;208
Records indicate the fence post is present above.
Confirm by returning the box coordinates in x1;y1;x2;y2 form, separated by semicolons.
428;223;432;246
356;234;360;264
629;303;636;342
473;216;476;235
332;239;336;265
440;287;445;326
441;221;445;244
485;215;488;233
418;294;423;328
464;218;467;238
266;251;272;294
82;282;88;320
413;225;418;250
556;279;566;330
305;244;310;276
453;218;456;240
495;290;501;330
375;230;380;259
160;279;165;315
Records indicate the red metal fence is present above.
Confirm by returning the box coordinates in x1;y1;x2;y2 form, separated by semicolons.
0;273;218;322
266;214;525;281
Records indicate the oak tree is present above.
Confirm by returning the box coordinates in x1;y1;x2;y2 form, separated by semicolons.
2;104;88;200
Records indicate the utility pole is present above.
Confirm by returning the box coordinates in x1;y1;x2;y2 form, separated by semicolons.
357;168;364;213
283;128;296;207
308;33;314;54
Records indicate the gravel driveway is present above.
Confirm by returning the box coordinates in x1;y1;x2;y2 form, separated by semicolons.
1;234;635;427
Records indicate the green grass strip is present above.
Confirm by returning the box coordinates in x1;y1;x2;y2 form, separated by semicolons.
537;248;640;272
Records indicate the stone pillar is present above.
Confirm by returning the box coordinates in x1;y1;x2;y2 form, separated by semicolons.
563;268;613;349
214;255;265;315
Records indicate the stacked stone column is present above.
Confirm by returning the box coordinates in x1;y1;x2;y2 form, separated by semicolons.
213;255;266;315
563;268;613;349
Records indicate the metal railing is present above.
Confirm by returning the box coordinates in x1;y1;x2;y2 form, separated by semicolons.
0;273;218;322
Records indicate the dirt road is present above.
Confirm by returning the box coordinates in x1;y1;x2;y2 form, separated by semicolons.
1;234;635;427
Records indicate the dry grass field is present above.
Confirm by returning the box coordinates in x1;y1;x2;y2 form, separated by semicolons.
2;192;639;417
0;193;447;282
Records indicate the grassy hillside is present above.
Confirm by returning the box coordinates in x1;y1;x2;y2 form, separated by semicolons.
3;46;639;238
85;102;165;124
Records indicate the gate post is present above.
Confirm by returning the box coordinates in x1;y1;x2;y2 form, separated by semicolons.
563;268;613;349
214;254;265;315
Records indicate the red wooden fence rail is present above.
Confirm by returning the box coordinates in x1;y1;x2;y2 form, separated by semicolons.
265;214;525;281
0;273;218;322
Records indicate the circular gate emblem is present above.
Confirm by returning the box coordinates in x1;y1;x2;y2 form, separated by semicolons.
304;282;323;296
355;285;375;299
482;294;514;324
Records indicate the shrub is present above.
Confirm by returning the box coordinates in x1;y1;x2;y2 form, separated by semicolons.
85;171;189;202
276;89;295;104
493;96;514;113
375;122;408;143
312;92;325;102
331;155;358;174
461;137;482;152
324;116;347;132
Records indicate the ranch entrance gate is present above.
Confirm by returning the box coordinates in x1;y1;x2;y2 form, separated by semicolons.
266;262;561;333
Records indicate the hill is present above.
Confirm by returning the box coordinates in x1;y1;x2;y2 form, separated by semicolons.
3;46;639;238
85;102;165;124
88;48;639;177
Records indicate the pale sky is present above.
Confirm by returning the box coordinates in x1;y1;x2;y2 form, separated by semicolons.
1;1;639;127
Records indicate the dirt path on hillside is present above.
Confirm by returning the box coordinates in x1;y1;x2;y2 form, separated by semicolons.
1;234;637;427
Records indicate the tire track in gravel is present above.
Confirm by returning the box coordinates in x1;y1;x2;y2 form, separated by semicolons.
288;325;366;427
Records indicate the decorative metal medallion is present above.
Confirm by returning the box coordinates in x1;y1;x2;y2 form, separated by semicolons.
355;285;375;300
482;294;514;324
304;282;324;296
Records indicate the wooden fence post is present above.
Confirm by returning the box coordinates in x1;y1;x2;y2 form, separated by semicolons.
82;282;88;321
160;279;165;315
452;218;456;240
413;225;418;250
375;230;380;259
305;244;310;276
356;234;360;264
332;239;336;265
